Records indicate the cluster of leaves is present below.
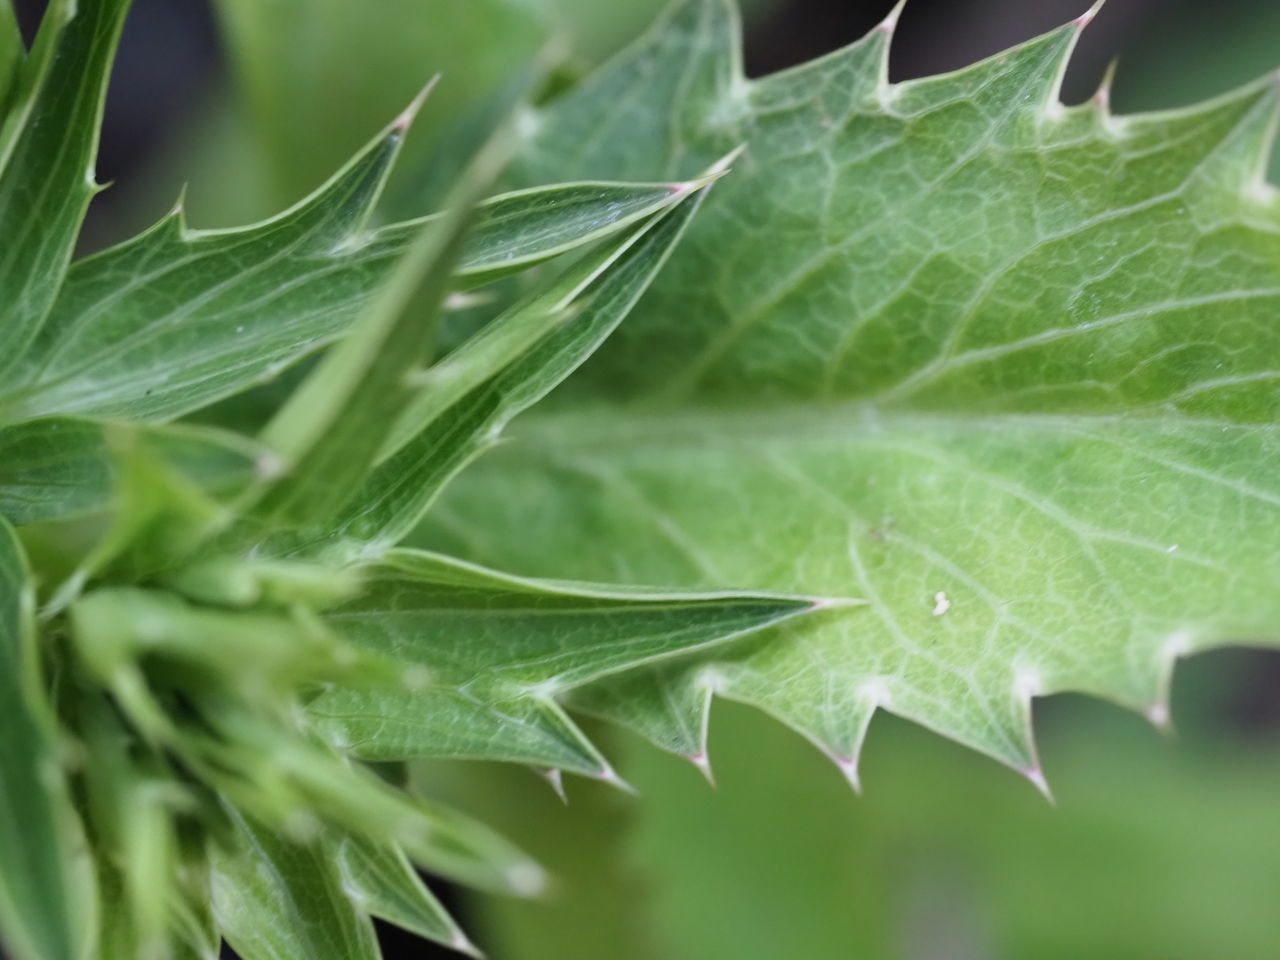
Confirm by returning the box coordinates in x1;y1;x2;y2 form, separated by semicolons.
2;0;1278;957
0;1;815;956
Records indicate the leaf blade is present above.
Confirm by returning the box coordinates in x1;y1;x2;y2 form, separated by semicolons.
0;0;130;376
427;1;1280;779
0;519;80;960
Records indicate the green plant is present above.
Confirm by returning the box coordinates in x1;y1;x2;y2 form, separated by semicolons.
0;0;1277;957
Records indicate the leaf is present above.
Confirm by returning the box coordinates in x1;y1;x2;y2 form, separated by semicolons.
318;172;715;554
0;107;697;425
308;550;826;775
211;804;382;960
0;417;263;527
426;1;1280;782
0;0;130;377
0;519;79;960
333;835;477;956
0;1;20;108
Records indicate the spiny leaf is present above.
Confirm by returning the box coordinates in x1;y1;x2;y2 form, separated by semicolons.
316;172;715;555
427;0;1280;783
0;519;80;960
211;805;382;960
308;550;828;775
0;0;130;377
0;122;697;425
247;113;508;527
334;835;478;957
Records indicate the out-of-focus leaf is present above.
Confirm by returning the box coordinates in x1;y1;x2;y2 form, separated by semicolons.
0;519;80;960
0;417;263;527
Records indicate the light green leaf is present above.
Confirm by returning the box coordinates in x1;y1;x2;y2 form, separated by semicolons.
0;519;79;960
0;112;693;425
308;550;825;774
334;835;477;957
428;0;1280;781
320;176;713;554
211;805;382;960
0;0;130;376
0;417;263;527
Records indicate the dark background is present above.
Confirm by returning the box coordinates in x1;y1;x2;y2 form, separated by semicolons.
8;1;1279;958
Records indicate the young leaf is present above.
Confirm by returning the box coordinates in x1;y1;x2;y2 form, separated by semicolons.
0;519;79;960
428;0;1280;782
0;0;130;376
0;157;696;424
307;550;827;774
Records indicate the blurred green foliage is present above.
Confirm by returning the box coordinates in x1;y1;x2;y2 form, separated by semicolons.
427;654;1280;960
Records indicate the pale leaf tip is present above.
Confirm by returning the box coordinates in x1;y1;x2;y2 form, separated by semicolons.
1144;701;1175;736
537;767;568;803
1073;0;1105;28
450;930;485;959
506;860;549;898
685;750;717;787
1088;59;1118;111
697;143;749;183
830;753;862;794
592;762;638;795
877;0;906;34
1020;765;1054;805
392;74;441;133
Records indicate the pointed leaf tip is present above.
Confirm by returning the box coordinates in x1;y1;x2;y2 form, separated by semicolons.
1073;0;1106;28
392;74;441;133
685;751;717;787
451;930;486;959
1145;701;1174;736
830;753;862;795
537;767;568;803
877;0;906;34
591;763;638;795
1020;765;1054;805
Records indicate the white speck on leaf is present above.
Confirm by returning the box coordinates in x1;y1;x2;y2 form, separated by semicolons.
931;591;950;616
